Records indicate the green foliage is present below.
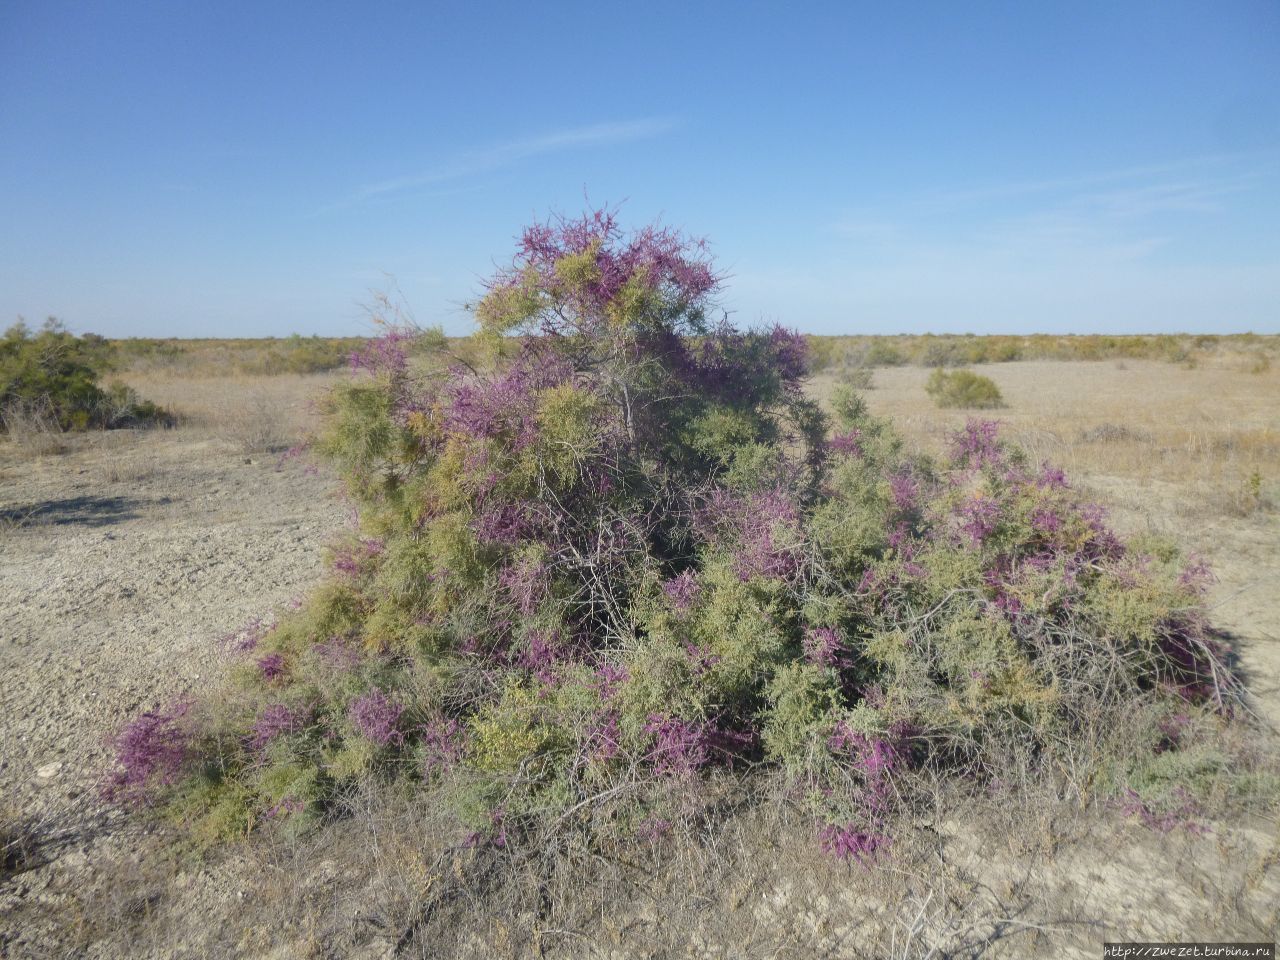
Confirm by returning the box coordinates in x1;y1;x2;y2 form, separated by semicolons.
108;212;1258;864
924;368;1005;409
1;319;169;431
862;340;907;367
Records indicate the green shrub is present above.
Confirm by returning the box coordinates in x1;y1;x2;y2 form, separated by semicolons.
862;340;906;367
1;319;170;432
924;368;1005;409
106;211;1257;867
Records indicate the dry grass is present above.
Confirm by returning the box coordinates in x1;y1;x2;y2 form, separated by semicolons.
810;359;1280;520
33;776;1276;959
118;370;344;453
0;399;69;458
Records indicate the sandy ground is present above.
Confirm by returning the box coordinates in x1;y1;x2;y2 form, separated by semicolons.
1;362;1278;958
0;429;348;957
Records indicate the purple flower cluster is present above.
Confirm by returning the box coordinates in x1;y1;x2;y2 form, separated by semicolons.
1178;556;1215;595
697;487;803;582
349;688;405;747
636;816;673;844
508;209;719;332
444;348;572;442
419;717;466;777
222;616;269;654
949;419;1003;468
106;699;193;802
256;652;287;681
643;715;709;776
830;724;900;813
766;326;811;385
592;663;629;700
662;570;701;611
518;629;565;683
818;823;890;864
957;495;1002;545
349;329;412;378
472;501;537;546
829;430;864;458
1037;463;1069;489
888;471;919;512
690;323;810;402
1119;788;1207;835
587;710;622;762
1030;505;1062;535
249;702;309;751
1079;503;1124;560
803;626;843;668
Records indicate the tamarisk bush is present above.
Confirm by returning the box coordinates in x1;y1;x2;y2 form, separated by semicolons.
109;209;1259;857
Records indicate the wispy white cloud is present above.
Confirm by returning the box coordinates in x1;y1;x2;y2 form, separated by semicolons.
913;150;1271;211
344;117;677;205
780;151;1280;332
830;151;1277;269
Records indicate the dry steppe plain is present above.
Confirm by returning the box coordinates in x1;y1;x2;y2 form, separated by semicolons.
1;353;1278;958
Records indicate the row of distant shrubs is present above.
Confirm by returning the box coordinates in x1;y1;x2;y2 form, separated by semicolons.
806;332;1276;372
114;333;367;376
70;330;1280;380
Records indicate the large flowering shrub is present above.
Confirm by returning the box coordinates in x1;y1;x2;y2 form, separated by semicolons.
109;209;1245;853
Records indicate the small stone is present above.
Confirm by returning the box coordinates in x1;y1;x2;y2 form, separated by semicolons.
36;761;63;780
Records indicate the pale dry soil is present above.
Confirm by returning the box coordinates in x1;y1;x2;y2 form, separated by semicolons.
1;361;1277;958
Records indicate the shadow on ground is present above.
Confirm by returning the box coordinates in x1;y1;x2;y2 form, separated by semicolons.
0;496;157;529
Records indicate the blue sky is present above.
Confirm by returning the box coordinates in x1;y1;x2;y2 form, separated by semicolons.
1;1;1277;338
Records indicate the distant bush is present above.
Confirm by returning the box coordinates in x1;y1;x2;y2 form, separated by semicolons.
842;366;875;390
0;319;170;433
925;368;1005;409
862;340;907;367
919;338;970;368
109;211;1253;870
805;336;844;373
1080;423;1153;444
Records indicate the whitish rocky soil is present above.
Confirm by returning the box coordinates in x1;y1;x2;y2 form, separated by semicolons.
1;430;347;957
